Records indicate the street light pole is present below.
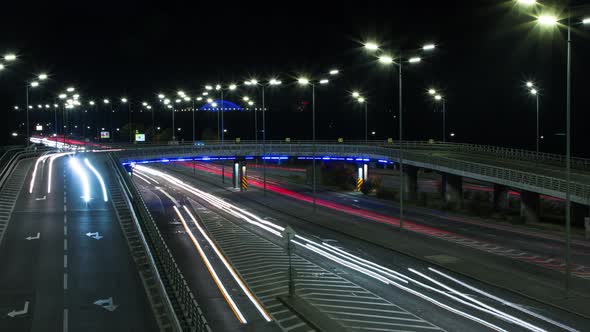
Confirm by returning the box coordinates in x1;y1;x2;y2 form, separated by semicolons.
398;61;404;231
262;85;267;196
565;15;572;294
25;86;30;145
536;93;539;153
312;83;316;212
364;101;368;143
221;89;225;184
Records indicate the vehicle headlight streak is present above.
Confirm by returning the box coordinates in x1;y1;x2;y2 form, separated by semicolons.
84;158;108;202
30;153;52;194
183;206;272;322
135;165;575;332
47;152;74;194
172;205;248;324
69;158;91;202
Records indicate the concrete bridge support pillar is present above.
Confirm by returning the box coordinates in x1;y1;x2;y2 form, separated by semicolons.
572;202;589;228
402;165;419;201
520;191;540;223
442;173;463;209
493;184;510;211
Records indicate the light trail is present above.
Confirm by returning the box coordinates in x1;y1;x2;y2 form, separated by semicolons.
409;268;546;332
183;205;272;322
428;268;578;332
84;158;108;202
136;165;572;332
133;172;153;185
47;152;73;193
172;205;247;324
29;153;52;194
69;158;91;202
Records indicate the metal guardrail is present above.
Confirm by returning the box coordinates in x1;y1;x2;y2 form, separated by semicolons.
0;147;54;190
114;143;590;205
109;153;211;332
102;139;590;170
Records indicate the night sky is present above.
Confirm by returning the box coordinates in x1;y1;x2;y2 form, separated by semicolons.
1;1;589;156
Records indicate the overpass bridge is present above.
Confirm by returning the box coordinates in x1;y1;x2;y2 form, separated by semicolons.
113;140;590;223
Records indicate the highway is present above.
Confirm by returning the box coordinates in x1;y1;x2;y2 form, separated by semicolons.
130;161;588;331
0;152;158;331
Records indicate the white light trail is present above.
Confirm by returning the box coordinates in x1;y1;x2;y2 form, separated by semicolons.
30;154;52;194
428;268;578;332
135;165;284;236
183;205;272;322
133;172;153;185
69;158;91;202
84;158;108;202
409;268;546;332
173;206;247;324
47;152;74;194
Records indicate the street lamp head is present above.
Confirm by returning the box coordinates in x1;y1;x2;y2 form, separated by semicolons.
53;104;58;108
66;87;75;92
297;77;310;85
177;90;185;96
352;91;360;98
121;98;128;103
242;96;250;101
530;88;538;95
103;99;109;104
319;79;329;85
202;92;208;96
142;102;148;106
428;88;436;95
358;97;365;103
250;79;258;85
378;55;394;64
229;84;237;90
517;0;536;5
147;105;152;109
89;101;95;105
183;97;190;101
207;98;213;103
59;94;67;99
211;102;218;108
175;99;181;103
13;106;18;110
158;94;165;99
4;54;16;61
526;81;534;88
364;42;379;51
269;79;281;85
538;14;558;26
196;97;203;101
329;69;339;75
583;17;590;25
215;84;221;90
0;64;4;70
30;81;39;87
45;104;50;108
205;85;213;90
435;95;443;101
408;57;422;64
73;94;80;99
248;101;254;106
38;73;48;80
422;43;436;51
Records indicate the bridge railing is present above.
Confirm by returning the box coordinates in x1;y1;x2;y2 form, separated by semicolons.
102;139;590;169
114;143;590;204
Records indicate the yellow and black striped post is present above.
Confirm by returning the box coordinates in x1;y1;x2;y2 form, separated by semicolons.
357;177;364;192
240;164;248;191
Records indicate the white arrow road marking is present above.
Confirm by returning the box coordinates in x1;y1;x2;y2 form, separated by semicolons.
35;196;47;201
7;301;29;318
25;233;40;240
85;232;103;240
93;297;118;312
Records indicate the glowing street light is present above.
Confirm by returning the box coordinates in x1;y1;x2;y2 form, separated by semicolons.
378;55;394;64
423;43;436;51
352;91;360;98
428;88;437;95
526;81;534;88
158;94;165;99
538;14;558;26
583;18;590;24
517;0;537;5
121;98;128;103
59;94;67;99
408;57;422;63
0;64;4;70
434;94;442;100
269;79;281;85
103;99;109;104
329;69;339;75
38;73;48;80
297;77;309;85
4;54;16;62
319;79;329;84
66;87;75;92
89;101;95;105
205;85;213;90
364;42;379;51
30;81;39;87
229;84;237;90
